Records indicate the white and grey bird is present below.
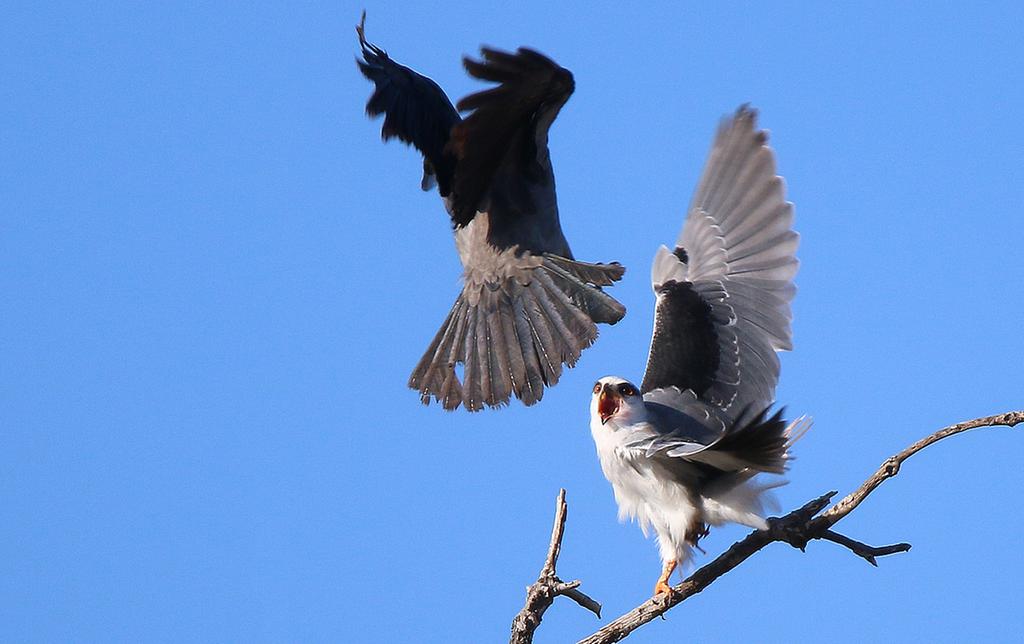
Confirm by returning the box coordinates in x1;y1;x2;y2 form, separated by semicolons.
356;16;625;412
589;107;809;595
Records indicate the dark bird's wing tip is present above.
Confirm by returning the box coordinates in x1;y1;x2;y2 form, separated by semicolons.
355;10;370;48
355;14;461;194
354;11;388;73
460;45;573;87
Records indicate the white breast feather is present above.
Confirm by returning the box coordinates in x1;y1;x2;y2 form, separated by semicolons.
589;408;701;564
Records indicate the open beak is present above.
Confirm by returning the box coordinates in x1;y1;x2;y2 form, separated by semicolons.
598;386;620;425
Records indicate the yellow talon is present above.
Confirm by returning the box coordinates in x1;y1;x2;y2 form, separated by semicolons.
653;559;677;596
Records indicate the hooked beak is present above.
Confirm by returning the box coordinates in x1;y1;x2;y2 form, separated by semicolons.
598;386;620;425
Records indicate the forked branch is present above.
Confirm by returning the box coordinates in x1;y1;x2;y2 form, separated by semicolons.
510;489;602;644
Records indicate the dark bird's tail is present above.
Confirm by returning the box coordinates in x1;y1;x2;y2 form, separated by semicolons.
409;256;625;411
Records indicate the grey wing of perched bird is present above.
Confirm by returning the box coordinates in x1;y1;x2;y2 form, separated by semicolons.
357;15;625;412
628;106;802;487
641;106;799;420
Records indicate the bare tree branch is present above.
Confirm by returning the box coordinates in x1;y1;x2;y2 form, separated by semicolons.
812;411;1024;529
510;489;601;644
573;410;1023;644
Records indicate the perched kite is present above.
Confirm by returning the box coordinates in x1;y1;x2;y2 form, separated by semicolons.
356;16;625;412
588;107;808;595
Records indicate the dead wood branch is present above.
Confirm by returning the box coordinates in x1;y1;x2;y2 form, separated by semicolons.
510;489;601;644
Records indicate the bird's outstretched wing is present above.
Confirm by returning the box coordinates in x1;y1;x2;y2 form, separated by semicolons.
356;14;461;195
447;47;575;250
640;107;798;415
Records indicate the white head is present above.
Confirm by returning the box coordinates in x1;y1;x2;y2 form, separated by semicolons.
590;376;647;428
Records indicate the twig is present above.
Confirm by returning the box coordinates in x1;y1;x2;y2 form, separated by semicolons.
575;410;1023;644
509;489;601;644
812;411;1024;529
820;530;910;566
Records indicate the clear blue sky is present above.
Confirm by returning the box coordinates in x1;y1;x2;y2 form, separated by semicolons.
3;2;1023;642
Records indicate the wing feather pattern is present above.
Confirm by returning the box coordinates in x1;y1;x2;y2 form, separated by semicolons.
641;107;799;415
623;391;791;475
409;257;625;411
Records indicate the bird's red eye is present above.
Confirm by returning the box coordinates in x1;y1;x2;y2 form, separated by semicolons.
618;384;636;397
593;382;602;394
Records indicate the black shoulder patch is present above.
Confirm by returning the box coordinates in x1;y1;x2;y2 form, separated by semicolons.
641;280;718;396
673;246;689;264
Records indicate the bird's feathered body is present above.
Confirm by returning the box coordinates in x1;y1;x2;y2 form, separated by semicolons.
589;108;807;592
357;17;625;411
591;380;791;565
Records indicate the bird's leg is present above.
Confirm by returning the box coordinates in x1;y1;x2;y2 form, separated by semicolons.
653;559;677;596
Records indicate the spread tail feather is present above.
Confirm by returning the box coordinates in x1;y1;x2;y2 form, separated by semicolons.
704;407;793;474
409;257;625;411
699;410;813;529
